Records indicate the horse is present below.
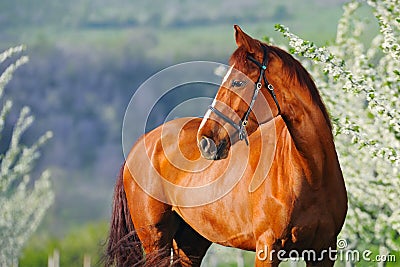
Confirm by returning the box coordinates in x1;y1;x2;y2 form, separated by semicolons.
105;25;347;267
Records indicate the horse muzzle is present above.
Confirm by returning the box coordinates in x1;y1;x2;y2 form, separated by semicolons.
198;137;228;160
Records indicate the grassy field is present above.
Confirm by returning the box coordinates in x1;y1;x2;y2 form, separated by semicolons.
1;0;350;61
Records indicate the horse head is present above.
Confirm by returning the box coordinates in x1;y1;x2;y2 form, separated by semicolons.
197;25;281;160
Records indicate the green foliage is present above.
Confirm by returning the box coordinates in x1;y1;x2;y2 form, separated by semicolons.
0;0;340;30
19;221;108;267
0;0;347;60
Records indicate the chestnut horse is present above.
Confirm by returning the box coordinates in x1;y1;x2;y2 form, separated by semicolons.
106;25;347;266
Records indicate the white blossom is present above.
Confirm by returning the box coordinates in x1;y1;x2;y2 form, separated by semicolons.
276;0;400;253
0;47;54;266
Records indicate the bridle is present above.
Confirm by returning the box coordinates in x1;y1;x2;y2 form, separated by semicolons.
208;45;281;145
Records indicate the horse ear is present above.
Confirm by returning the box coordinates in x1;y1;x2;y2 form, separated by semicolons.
234;25;258;53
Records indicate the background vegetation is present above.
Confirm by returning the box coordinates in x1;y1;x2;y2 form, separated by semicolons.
1;0;397;266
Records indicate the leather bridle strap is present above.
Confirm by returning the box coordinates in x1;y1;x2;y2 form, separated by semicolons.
207;45;281;145
247;45;281;115
208;105;245;139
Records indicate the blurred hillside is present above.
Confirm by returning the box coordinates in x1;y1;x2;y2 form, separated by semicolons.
0;0;349;259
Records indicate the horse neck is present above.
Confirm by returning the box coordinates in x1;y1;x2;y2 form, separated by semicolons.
279;82;337;179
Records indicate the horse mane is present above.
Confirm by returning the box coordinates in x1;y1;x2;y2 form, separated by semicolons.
229;43;332;130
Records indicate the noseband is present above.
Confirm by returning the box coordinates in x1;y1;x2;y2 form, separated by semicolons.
208;45;281;145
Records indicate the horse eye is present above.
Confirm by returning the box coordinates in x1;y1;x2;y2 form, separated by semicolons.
231;80;247;88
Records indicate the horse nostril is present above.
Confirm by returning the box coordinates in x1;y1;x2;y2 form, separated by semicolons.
199;137;217;159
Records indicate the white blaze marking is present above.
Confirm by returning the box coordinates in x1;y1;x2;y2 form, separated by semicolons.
199;109;212;130
221;65;234;88
199;65;234;131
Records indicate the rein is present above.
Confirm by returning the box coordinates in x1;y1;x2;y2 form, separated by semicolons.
208;45;281;145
